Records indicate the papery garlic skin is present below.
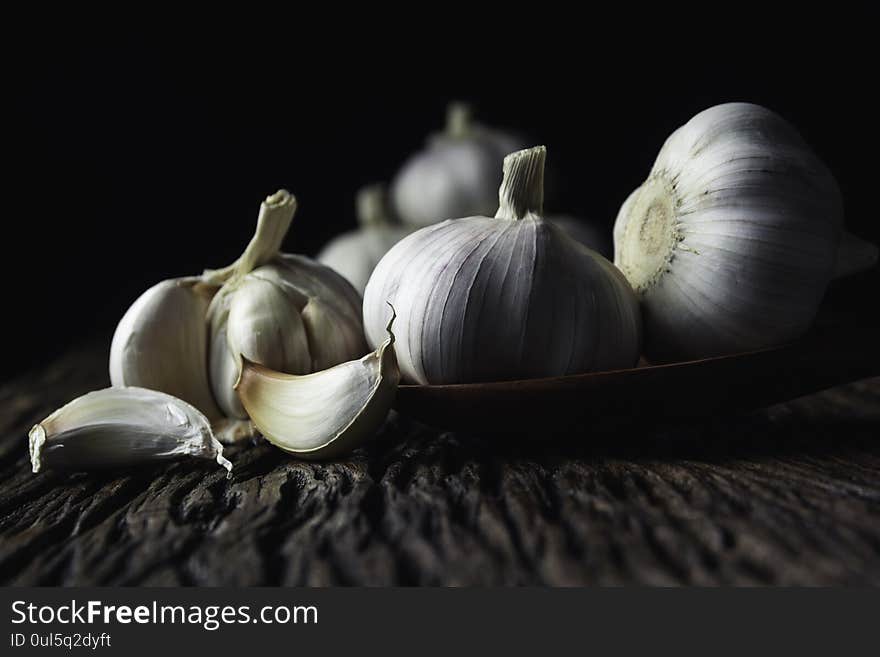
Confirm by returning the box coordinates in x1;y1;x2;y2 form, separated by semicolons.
29;387;231;474
391;103;525;228
365;146;641;385
318;185;412;294
235;308;399;459
110;277;222;419
613;103;843;362
209;254;367;418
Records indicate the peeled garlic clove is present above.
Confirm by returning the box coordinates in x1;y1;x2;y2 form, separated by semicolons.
317;184;413;294
29;387;231;474
391;102;526;227
235;310;399;459
614;103;845;362
110;277;222;420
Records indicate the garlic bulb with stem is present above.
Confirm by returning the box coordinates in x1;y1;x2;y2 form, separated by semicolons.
317;184;412;294
613;102;852;362
29;387;231;474
207;190;367;419
110;189;367;440
391;102;525;227
235;305;400;459
364;146;642;385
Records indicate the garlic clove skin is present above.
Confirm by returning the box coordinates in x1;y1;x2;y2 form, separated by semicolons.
235;309;399;459
391;103;526;228
110;277;223;420
29;387;231;474
614;103;844;363
366;146;642;385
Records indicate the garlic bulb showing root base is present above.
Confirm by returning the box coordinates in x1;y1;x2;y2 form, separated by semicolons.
235;307;400;459
29;387;231;474
613;103;845;362
317;184;412;294
365;146;642;385
391;103;525;227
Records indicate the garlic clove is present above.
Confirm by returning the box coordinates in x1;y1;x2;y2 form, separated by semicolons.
29;387;231;474
234;309;399;460
110;277;222;420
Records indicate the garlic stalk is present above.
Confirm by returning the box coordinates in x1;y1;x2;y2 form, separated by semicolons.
613;103;848;362
29;387;231;474
391;102;525;227
317;184;412;294
364;146;642;385
235;307;400;459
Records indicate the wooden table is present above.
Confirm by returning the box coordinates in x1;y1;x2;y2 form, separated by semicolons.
1;339;878;585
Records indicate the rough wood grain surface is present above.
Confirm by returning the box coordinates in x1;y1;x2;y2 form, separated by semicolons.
1;339;878;586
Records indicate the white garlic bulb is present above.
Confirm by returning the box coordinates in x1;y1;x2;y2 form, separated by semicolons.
317;184;412;294
613;102;844;362
364;146;642;385
391;103;525;227
111;190;367;426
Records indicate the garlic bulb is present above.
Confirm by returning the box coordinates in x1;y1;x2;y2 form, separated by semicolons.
364;146;642;385
317;184;412;294
110;189;367;428
29;387;231;474
391;103;525;227
236;307;400;459
613;103;844;362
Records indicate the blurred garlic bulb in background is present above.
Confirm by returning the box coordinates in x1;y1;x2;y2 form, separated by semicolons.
391;103;525;227
365;146;641;385
317;184;412;294
549;215;613;259
613;102;851;362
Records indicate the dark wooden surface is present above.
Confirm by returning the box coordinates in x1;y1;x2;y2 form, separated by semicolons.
1;339;879;586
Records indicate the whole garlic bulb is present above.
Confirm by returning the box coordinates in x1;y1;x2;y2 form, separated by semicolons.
391;103;525;228
317;184;412;294
111;190;366;425
613;103;843;362
364;146;642;385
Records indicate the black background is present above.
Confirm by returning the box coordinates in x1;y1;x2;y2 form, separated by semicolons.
7;14;878;376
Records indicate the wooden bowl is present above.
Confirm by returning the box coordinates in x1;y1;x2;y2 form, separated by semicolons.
393;320;880;433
